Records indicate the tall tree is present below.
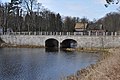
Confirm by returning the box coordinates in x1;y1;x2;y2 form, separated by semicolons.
80;17;89;23
0;3;4;27
48;12;56;31
63;16;76;32
92;12;120;32
56;13;62;32
22;0;37;13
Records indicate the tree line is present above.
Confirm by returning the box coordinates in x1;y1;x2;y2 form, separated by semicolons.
95;12;120;32
0;0;81;32
0;0;120;32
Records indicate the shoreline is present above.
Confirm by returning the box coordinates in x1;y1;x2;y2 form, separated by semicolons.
0;43;109;53
66;48;120;80
0;43;45;48
0;43;110;53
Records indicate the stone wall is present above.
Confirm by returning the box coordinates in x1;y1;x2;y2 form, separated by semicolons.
0;35;120;48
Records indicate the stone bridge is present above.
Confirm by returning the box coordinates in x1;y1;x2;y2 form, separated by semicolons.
0;32;120;48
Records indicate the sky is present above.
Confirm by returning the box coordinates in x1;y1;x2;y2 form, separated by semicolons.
1;0;120;21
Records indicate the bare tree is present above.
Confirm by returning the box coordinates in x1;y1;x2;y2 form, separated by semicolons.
21;0;37;13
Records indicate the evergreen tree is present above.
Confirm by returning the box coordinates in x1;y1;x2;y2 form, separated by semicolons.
56;13;62;32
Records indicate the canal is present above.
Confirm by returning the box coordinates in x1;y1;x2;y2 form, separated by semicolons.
0;48;101;80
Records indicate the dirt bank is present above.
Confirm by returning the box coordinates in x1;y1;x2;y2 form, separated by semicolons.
66;48;120;80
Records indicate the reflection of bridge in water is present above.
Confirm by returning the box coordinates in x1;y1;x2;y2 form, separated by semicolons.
0;32;119;48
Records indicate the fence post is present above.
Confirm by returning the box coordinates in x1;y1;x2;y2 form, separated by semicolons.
67;32;68;35
115;32;117;36
106;32;108;36
18;32;19;35
29;32;31;35
68;32;70;35
81;32;83;36
74;32;76;35
34;32;36;35
88;31;91;36
45;32;47;35
103;32;105;36
60;32;61;35
111;32;113;36
95;32;98;36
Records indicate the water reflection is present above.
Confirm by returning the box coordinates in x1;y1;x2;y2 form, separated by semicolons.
0;48;100;80
45;48;59;52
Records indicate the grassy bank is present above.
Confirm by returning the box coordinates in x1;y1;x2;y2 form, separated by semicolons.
65;47;109;54
66;48;120;80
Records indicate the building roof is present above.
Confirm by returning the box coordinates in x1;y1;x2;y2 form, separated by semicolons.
75;22;88;29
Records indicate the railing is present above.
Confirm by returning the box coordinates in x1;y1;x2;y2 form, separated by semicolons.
1;31;119;36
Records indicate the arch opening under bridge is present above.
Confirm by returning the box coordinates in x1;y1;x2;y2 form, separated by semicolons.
45;38;59;48
60;39;77;48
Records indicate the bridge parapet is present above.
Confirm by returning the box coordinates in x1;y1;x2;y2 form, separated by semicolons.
1;31;118;36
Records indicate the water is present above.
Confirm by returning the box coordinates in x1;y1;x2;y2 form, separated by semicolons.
0;48;101;80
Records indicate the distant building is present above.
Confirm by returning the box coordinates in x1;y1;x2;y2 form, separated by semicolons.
75;22;88;32
88;24;105;33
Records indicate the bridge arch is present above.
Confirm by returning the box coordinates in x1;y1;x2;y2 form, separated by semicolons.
45;38;59;48
61;39;77;48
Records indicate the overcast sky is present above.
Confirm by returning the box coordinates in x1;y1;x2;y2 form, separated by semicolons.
1;0;119;20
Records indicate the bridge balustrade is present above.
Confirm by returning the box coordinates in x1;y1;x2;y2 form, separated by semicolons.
1;31;119;36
